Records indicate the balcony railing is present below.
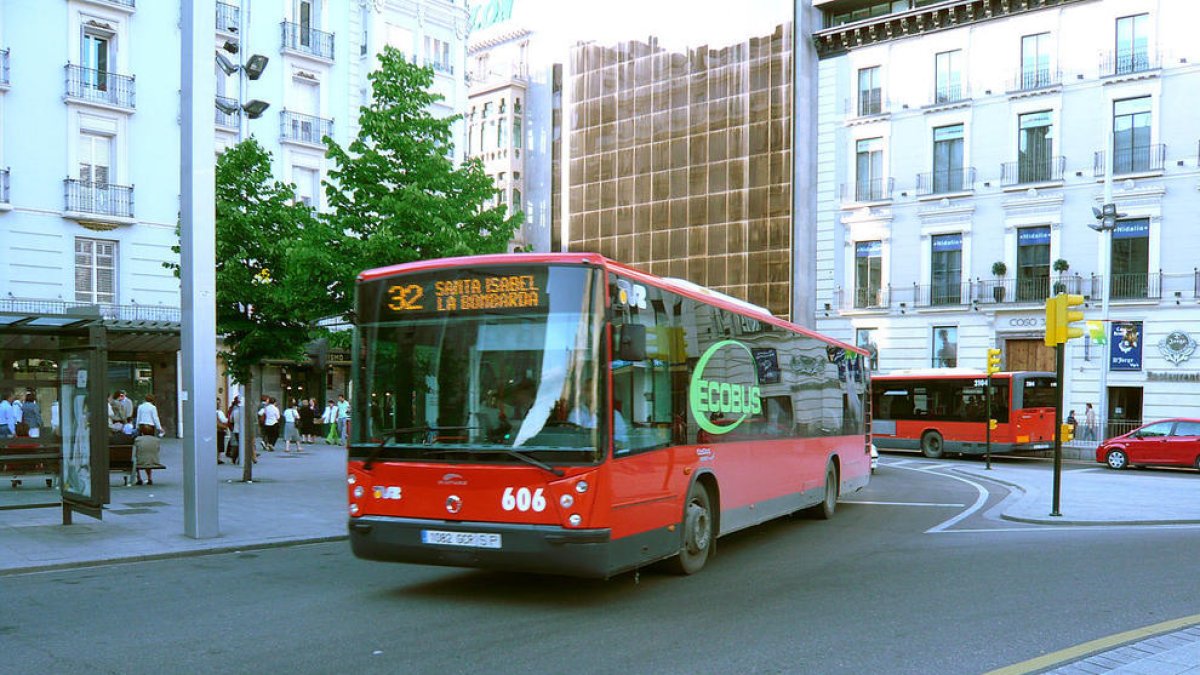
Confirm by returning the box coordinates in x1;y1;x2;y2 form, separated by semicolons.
849;285;889;310
215;96;239;128
281;21;334;60
916;167;975;196
1008;67;1061;92
841;177;894;203
65;64;135;109
1093;144;1166;177
931;83;968;106
1001;156;1065;186
0;168;9;204
64;178;134;218
280;110;333;146
971;275;1085;306
1109;272;1161;301
426;59;454;75
216;1;240;33
0;298;180;324
858;88;882;116
87;0;135;9
914;281;970;308
1100;49;1159;77
0;49;9;88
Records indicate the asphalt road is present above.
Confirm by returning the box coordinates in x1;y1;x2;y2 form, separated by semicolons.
7;456;1200;674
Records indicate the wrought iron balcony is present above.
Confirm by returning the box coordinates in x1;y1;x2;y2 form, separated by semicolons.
1093;144;1166;177
64;178;134;219
1001;156;1065;186
0;49;9;88
970;275;1085;306
1007;67;1061;92
281;21;334;60
1109;272;1161;301
930;82;968;106
65;64;135;109
0;168;9;204
0;297;180;324
425;59;454;75
851;285;889;310
280;110;333;146
83;0;135;9
857;88;882;116
1100;49;1159;77
216;1;240;34
215;96;240;128
913;281;970;308
841;177;894;204
916;167;975;196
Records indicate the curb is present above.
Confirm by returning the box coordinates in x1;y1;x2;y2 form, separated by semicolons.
0;533;348;577
999;513;1200;527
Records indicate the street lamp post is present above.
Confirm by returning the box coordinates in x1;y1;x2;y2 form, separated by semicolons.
1089;130;1125;444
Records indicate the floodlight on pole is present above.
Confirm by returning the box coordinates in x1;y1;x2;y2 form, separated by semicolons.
223;39;239;54
214;98;239;115
215;52;237;76
242;99;270;119
245;54;269;80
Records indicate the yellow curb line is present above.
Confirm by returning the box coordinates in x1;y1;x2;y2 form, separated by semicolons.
985;614;1200;675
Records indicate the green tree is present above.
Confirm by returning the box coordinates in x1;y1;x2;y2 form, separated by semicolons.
323;46;519;311
213;139;334;481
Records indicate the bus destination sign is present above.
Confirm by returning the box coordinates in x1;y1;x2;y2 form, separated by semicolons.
385;273;543;315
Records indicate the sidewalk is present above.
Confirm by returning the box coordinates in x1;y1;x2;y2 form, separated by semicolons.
0;438;347;576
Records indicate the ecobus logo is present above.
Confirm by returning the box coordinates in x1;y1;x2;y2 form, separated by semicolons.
690;340;762;435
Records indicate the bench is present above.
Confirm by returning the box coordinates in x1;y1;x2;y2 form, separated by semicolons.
109;442;166;486
1;443;62;488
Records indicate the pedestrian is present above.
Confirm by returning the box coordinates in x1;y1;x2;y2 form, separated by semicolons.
0;389;14;438
262;396;281;451
282;398;304;453
216;399;228;464
299;397;317;443
1083;402;1098;441
336;394;351;446
226;396;242;464
1066;410;1077;440
133;425;161;486
136;394;163;436
108;390;126;428
322;399;338;444
21;391;43;438
118;390;134;423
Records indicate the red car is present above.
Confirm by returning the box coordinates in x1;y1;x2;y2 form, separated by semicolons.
1096;418;1200;471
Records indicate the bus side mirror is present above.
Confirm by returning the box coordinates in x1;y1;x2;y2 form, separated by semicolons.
618;324;646;361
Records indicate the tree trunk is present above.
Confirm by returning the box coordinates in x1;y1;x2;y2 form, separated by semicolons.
240;366;261;483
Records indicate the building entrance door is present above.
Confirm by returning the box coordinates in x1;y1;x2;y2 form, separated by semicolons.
1107;386;1143;440
1003;338;1055;372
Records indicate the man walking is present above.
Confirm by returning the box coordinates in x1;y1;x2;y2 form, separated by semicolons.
1083;402;1098;442
336;394;350;446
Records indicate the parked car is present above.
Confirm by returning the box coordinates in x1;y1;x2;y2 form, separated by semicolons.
1096;418;1200;471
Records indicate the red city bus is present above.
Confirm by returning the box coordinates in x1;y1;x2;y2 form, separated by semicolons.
346;253;871;578
870;370;1057;459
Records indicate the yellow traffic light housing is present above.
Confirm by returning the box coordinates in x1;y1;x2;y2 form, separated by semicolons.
1044;293;1086;346
989;419;998;430
1061;422;1074;443
986;348;1002;375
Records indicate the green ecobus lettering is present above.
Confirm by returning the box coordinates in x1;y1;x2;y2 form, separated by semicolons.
689;340;763;435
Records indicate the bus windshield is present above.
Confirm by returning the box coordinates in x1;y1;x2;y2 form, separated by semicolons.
1019;375;1057;408
354;265;605;465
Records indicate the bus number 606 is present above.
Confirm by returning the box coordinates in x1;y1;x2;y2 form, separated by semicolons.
501;487;546;512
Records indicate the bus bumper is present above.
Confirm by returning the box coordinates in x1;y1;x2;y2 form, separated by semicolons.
348;516;615;578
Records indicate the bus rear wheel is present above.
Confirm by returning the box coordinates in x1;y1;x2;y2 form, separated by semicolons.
921;431;944;459
666;481;713;575
804;461;839;520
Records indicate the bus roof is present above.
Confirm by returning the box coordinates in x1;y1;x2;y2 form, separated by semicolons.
873;369;1055;379
357;252;867;356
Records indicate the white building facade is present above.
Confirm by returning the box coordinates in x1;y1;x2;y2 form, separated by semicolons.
812;0;1200;434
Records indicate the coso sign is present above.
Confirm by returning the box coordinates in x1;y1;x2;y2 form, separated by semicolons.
690;340;762;435
1008;317;1043;327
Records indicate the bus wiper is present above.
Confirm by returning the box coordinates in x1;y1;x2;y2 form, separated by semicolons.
363;426;429;470
428;447;564;477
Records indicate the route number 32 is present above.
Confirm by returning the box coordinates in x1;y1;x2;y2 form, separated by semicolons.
501;487;546;512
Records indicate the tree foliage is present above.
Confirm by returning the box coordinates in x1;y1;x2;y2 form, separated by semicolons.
323;46;519;310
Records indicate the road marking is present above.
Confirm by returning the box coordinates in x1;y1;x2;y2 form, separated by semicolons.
985;613;1200;675
841;500;966;508
886;463;990;533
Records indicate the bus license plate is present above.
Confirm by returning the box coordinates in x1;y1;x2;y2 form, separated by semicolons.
421;529;502;549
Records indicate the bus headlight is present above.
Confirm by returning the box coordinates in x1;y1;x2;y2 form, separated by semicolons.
350;504;360;515
575;480;589;494
568;514;582;527
353;486;364;498
559;494;574;508
347;475;357;485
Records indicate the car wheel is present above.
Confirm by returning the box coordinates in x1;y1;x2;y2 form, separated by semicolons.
921;431;944;459
1194;456;1200;472
1105;449;1129;470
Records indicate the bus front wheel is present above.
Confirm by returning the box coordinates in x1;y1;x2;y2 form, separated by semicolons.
666;481;714;575
921;431;944;459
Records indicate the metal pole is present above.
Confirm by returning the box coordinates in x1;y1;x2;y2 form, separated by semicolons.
1050;342;1065;517
1097;128;1115;442
985;373;992;470
182;0;220;538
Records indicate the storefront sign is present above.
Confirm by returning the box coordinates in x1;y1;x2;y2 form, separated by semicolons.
1110;321;1143;372
1147;371;1200;382
1157;331;1197;366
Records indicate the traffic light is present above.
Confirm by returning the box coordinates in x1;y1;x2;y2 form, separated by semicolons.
989;419;998;430
986;348;1002;375
1061;422;1074;443
1044;293;1086;346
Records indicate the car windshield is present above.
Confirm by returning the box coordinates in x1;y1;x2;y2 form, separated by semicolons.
352;265;605;466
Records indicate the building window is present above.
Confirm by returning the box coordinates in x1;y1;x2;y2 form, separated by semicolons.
854;241;882;308
1115;14;1149;74
359;4;369;57
932;124;964;193
79;131;113;187
81;28;112;92
1113;97;1151;174
855;137;884;201
930;233;962;306
1020;33;1052;89
857;66;881;116
1016;226;1050;302
513;114;522;149
932;326;958;369
297;0;317;46
424;36;451;73
856;328;879;371
512;188;522;211
75;237;116;304
1018;111;1053;183
293;166;319;208
1111;219;1150;299
934;49;962;103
